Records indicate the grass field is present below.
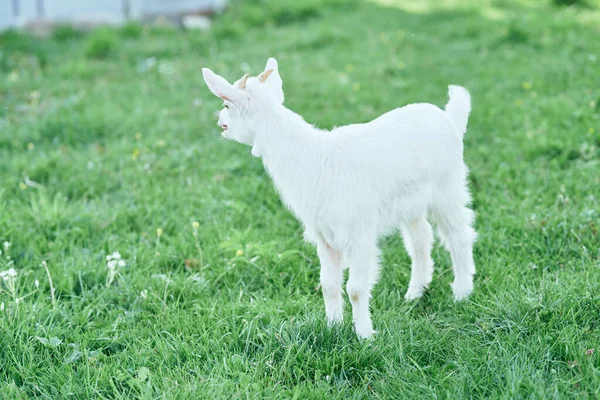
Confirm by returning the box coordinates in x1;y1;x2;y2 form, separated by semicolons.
1;0;599;398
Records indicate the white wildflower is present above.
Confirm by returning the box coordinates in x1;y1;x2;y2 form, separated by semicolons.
106;251;121;261
3;241;10;251
106;252;125;287
0;267;17;280
35;279;39;288
140;289;148;299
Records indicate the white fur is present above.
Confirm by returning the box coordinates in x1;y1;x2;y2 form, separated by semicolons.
202;58;477;339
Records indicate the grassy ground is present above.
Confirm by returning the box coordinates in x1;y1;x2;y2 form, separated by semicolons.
1;0;599;398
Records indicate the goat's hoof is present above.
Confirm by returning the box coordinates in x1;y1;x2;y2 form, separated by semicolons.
452;279;473;301
356;329;376;340
404;285;426;301
354;321;376;339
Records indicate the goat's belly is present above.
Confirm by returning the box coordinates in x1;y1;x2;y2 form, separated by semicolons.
297;199;370;250
377;184;434;234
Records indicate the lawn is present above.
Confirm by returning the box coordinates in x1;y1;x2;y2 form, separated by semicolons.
1;0;599;398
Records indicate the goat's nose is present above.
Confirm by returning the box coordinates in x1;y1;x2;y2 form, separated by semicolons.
220;124;228;131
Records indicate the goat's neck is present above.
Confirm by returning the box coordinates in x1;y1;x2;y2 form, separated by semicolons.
252;105;324;187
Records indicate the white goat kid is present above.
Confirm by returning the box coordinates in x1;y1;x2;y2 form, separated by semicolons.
202;58;477;339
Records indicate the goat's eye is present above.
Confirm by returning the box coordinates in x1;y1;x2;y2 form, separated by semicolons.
224;104;229;109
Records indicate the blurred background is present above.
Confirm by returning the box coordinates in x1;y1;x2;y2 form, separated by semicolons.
0;0;599;398
0;0;226;31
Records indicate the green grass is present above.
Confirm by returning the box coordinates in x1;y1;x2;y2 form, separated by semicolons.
1;0;599;398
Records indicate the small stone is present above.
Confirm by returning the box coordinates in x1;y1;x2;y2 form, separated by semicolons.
182;15;211;31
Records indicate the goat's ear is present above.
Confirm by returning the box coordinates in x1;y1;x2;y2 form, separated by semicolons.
257;69;273;83
265;57;278;71
259;57;284;103
259;57;283;84
202;68;243;102
238;73;249;89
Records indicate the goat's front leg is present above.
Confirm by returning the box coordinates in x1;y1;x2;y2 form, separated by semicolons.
346;241;380;339
317;239;344;325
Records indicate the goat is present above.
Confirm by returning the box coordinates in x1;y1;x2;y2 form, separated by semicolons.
202;58;477;338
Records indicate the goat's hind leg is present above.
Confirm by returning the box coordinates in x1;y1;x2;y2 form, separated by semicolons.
401;215;435;301
433;201;477;301
346;239;381;339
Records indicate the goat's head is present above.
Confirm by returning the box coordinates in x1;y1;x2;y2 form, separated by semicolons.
202;57;284;145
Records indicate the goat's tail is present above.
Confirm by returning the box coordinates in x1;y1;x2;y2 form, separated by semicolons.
445;85;471;137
